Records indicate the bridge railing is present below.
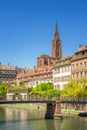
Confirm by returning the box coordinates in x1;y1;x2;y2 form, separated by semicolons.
0;95;59;102
1;95;87;103
27;95;59;101
60;96;87;102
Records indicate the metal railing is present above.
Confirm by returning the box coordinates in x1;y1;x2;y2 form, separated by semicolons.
1;95;87;103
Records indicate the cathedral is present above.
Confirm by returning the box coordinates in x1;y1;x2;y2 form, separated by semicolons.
15;23;62;87
37;23;62;69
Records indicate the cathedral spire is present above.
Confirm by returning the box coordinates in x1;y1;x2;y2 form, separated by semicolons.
52;23;62;60
54;22;60;40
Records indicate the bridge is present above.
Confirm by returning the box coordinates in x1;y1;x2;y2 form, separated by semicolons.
0;97;87;119
0;99;61;119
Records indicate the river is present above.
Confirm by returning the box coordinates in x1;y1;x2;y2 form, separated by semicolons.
0;106;87;130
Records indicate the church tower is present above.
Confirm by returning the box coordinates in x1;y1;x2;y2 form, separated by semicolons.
52;23;62;60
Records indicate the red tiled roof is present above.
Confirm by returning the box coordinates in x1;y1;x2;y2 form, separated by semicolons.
15;65;53;81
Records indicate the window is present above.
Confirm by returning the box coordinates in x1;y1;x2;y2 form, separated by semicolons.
85;72;87;77
2;75;5;78
80;72;82;78
76;64;78;69
84;62;87;67
76;73;78;79
62;67;65;73
68;66;71;72
44;59;48;65
72;64;74;69
72;73;74;79
80;62;82;68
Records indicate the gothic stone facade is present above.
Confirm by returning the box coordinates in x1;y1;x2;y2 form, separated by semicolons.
37;23;62;70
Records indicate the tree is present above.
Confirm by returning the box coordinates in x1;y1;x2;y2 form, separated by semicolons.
31;82;54;95
31;82;61;97
0;84;7;99
61;78;87;98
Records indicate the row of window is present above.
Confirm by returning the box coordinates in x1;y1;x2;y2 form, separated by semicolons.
72;71;87;79
23;74;52;81
54;75;70;82
0;74;16;78
53;61;87;74
72;61;87;69
0;70;17;74
54;65;71;74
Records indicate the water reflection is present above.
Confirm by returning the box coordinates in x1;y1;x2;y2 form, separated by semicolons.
0;106;87;130
46;116;87;130
4;107;29;121
0;106;45;122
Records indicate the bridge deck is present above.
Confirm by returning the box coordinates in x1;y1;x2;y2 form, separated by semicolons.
0;100;56;104
0;100;87;104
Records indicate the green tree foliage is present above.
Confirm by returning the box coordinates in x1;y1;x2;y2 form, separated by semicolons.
61;79;87;98
14;82;18;87
31;82;61;96
31;82;53;94
0;84;7;99
27;87;33;94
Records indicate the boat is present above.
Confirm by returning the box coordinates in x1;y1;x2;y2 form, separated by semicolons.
78;112;87;117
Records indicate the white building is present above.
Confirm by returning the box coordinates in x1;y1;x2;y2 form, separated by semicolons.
53;56;73;90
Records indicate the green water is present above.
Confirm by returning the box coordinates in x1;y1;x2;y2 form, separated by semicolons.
0;107;87;130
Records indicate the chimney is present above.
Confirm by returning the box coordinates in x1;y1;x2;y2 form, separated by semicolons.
78;45;83;51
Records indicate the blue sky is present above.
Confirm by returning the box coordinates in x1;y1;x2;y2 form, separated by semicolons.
0;0;87;68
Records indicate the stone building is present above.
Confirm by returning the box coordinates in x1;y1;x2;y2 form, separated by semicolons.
37;23;62;70
71;45;87;79
37;54;53;69
53;45;87;90
0;64;22;84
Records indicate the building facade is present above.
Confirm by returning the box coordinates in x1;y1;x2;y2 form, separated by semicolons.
71;45;87;79
53;56;73;90
53;45;87;90
37;54;53;69
16;66;53;88
0;64;22;84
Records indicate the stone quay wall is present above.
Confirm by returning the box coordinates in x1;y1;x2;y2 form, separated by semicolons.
61;103;87;111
